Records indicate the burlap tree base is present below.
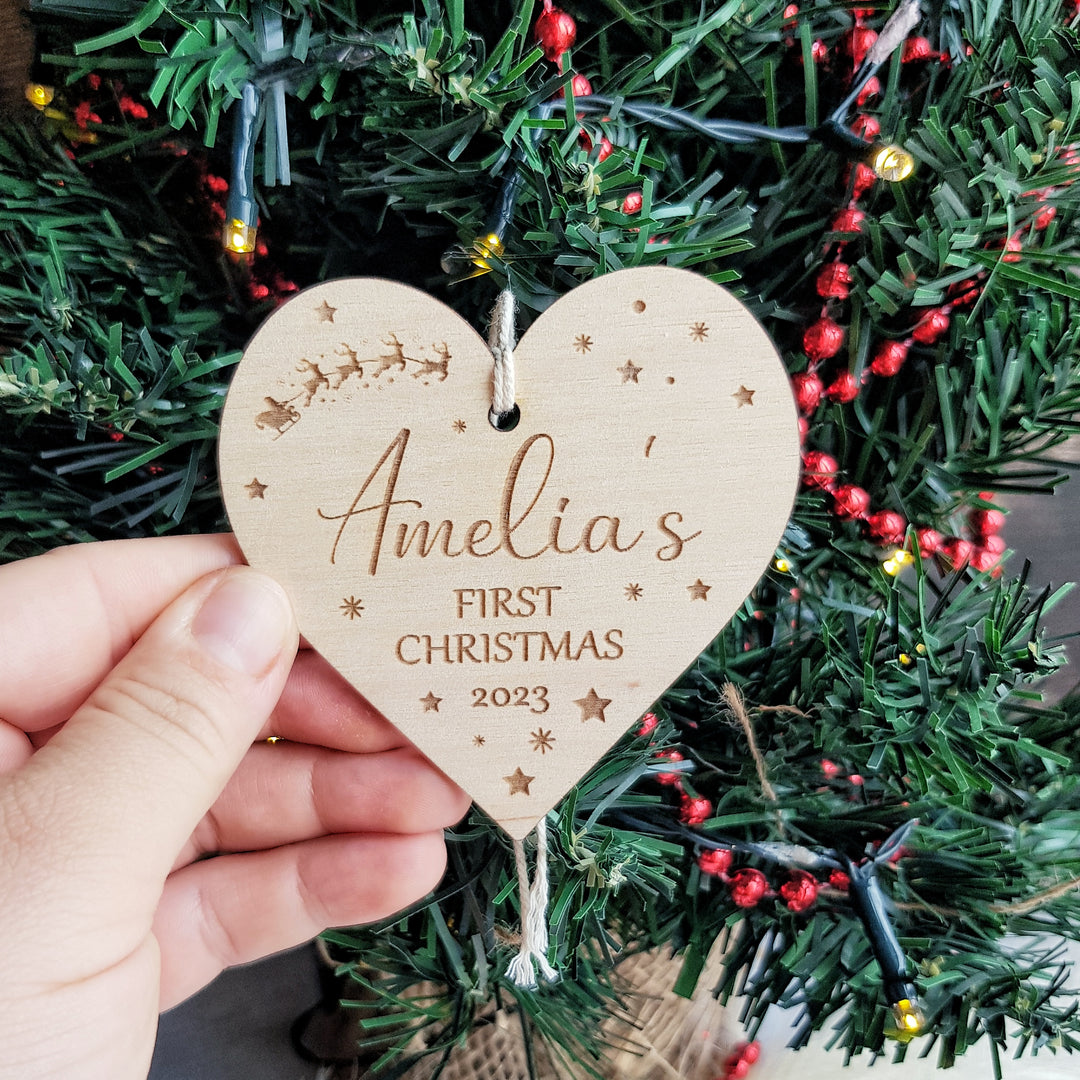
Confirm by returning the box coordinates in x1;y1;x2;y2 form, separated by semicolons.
391;946;736;1080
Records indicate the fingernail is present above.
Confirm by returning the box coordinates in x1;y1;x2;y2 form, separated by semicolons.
192;571;294;676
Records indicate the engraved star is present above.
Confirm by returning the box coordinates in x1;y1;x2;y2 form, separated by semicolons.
733;385;756;407
574;688;611;723
625;583;643;600
473;735;486;747
618;359;642;384
690;322;709;342
529;728;556;755
573;334;593;353
314;300;337;323
452;419;467;433
340;596;364;619
420;691;442;712
244;477;268;499
504;766;535;795
687;579;711;601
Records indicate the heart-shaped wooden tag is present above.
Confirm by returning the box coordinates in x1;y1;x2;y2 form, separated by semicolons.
219;267;799;839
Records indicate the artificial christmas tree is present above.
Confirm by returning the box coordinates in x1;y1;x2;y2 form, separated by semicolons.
4;0;1080;1075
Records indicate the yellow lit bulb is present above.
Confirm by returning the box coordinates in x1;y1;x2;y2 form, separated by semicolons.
898;652;912;666
265;736;281;744
773;557;791;573
890;998;926;1039
915;642;927;655
224;219;257;254
871;144;915;182
883;558;899;576
470;232;505;272
25;83;55;109
891;548;913;566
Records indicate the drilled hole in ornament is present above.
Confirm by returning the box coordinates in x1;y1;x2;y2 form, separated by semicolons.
488;403;521;432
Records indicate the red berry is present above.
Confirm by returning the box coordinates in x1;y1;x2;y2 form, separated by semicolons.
636;712;658;736
851;114;881;139
802;451;839;491
797;416;809;443
866;509;907;546
916;527;943;557
970;547;1001;573
856;76;881;105
996;234;1023;262
729;1060;750;1079
1034;204;1057;230
596;136;614;162
850;162;877;199
205;174;229;194
621;190;643;214
568;73;592;96
821;759;840;778
792;372;824;414
869;339;909;377
654;749;684;786
833;483;871;519
849;774;864;786
680;794;713;825
803;317;845;361
534;6;576;62
810;39;828;63
982;533;1006;555
728;868;769;908
783;3;799;17
249;283;270;300
831;207;866;234
939;536;973;567
87;72;101;90
743;1042;761;1065
828;869;851;891
697;847;733;877
912;307;950;344
902;36;933;63
844;26;878;66
825;370;859;404
969;507;1005;537
780;870;819;913
816;261;853;299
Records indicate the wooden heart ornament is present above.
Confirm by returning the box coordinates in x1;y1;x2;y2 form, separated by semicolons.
219;267;800;839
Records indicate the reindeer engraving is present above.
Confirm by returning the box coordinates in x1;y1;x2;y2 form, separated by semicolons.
332;344;362;388
296;357;331;406
372;333;409;377
410;341;451;382
254;396;301;437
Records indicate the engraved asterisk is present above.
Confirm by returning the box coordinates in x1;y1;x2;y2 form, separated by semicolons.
617;359;642;384
340;596;364;619
452;419;467;433
687;579;711;601
690;322;709;342
244;477;268;499
574;688;611;723
573;334;593;353
314;300;337;323
625;583;643;600
529;728;556;755
473;735;486;747
420;691;442;712
732;385;756;407
504;766;535;795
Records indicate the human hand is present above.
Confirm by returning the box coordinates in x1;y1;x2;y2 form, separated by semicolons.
0;535;470;1080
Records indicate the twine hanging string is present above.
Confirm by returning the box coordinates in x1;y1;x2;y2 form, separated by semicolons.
484;288;554;990
488;288;518;426
506;817;558;989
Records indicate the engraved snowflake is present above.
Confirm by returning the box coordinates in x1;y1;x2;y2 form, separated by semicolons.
529;728;556;754
573;334;593;353
625;583;643;600
452;419;467;433
690;322;709;342
340;596;364;619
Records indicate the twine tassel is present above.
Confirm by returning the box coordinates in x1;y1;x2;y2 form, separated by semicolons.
506;817;557;989
487;288;517;424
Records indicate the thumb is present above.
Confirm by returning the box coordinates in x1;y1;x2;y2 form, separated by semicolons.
6;566;297;896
